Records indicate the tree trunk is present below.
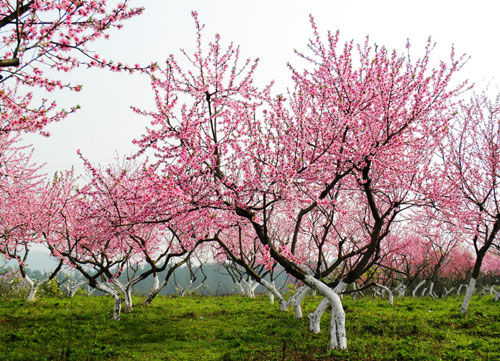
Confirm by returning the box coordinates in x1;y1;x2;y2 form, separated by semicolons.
24;276;50;302
443;286;454;297
246;280;259;298
283;284;307;311
25;276;51;302
68;282;86;297
394;283;405;297
428;282;435;299
305;276;347;349
260;280;287;310
412;280;425;297
460;278;476;314
144;272;160;305
123;288;133;313
26;284;39;301
308;281;347;335
93;282;122;320
292;286;310;319
24;276;37;301
376;284;393;305
236;281;245;296
112;280;132;313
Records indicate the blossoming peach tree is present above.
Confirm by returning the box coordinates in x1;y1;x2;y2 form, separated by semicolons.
0;0;144;299
133;12;466;349
437;92;500;313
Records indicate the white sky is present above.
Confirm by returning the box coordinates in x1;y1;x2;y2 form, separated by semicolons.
23;0;500;175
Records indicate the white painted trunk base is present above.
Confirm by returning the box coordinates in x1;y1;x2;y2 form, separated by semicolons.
292;286;310;319
375;284;393;305
308;298;328;334
269;293;274;303
260;280;287;311
144;273;161;305
24;275;50;302
304;277;347;349
444;286;454;297
93;282;123;320
460;278;476;314
412;280;426;297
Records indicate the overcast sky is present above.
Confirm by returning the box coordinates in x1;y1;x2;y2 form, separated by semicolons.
22;0;500;175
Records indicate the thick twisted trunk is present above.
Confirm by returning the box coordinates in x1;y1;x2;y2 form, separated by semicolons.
308;281;347;335
305;276;347;349
93;282;122;320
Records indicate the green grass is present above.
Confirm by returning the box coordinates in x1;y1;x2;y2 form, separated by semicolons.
0;294;498;360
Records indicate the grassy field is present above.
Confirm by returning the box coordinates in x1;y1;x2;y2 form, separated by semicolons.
0;293;498;360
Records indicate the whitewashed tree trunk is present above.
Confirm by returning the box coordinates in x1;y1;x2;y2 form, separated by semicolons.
86;285;96;296
305;276;347;350
283;284;307;310
188;280;205;295
457;283;465;296
123;287;133;312
68;281;86;297
260;280;287;310
488;285;496;296
24;275;51;302
235;281;244;295
292;286;310;319
460;278;476;314
63;281;86;297
376;284;393;305
25;276;37;301
495;292;499;301
178;278;205;296
420;287;427;297
110;280;132;314
412;280;425;297
443;286;454;297
307;281;347;335
93;282;122;320
394;283;405;297
145;272;160;305
427;282;436;299
309;297;328;333
238;279;259;298
177;279;195;296
247;280;258;298
351;282;358;301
